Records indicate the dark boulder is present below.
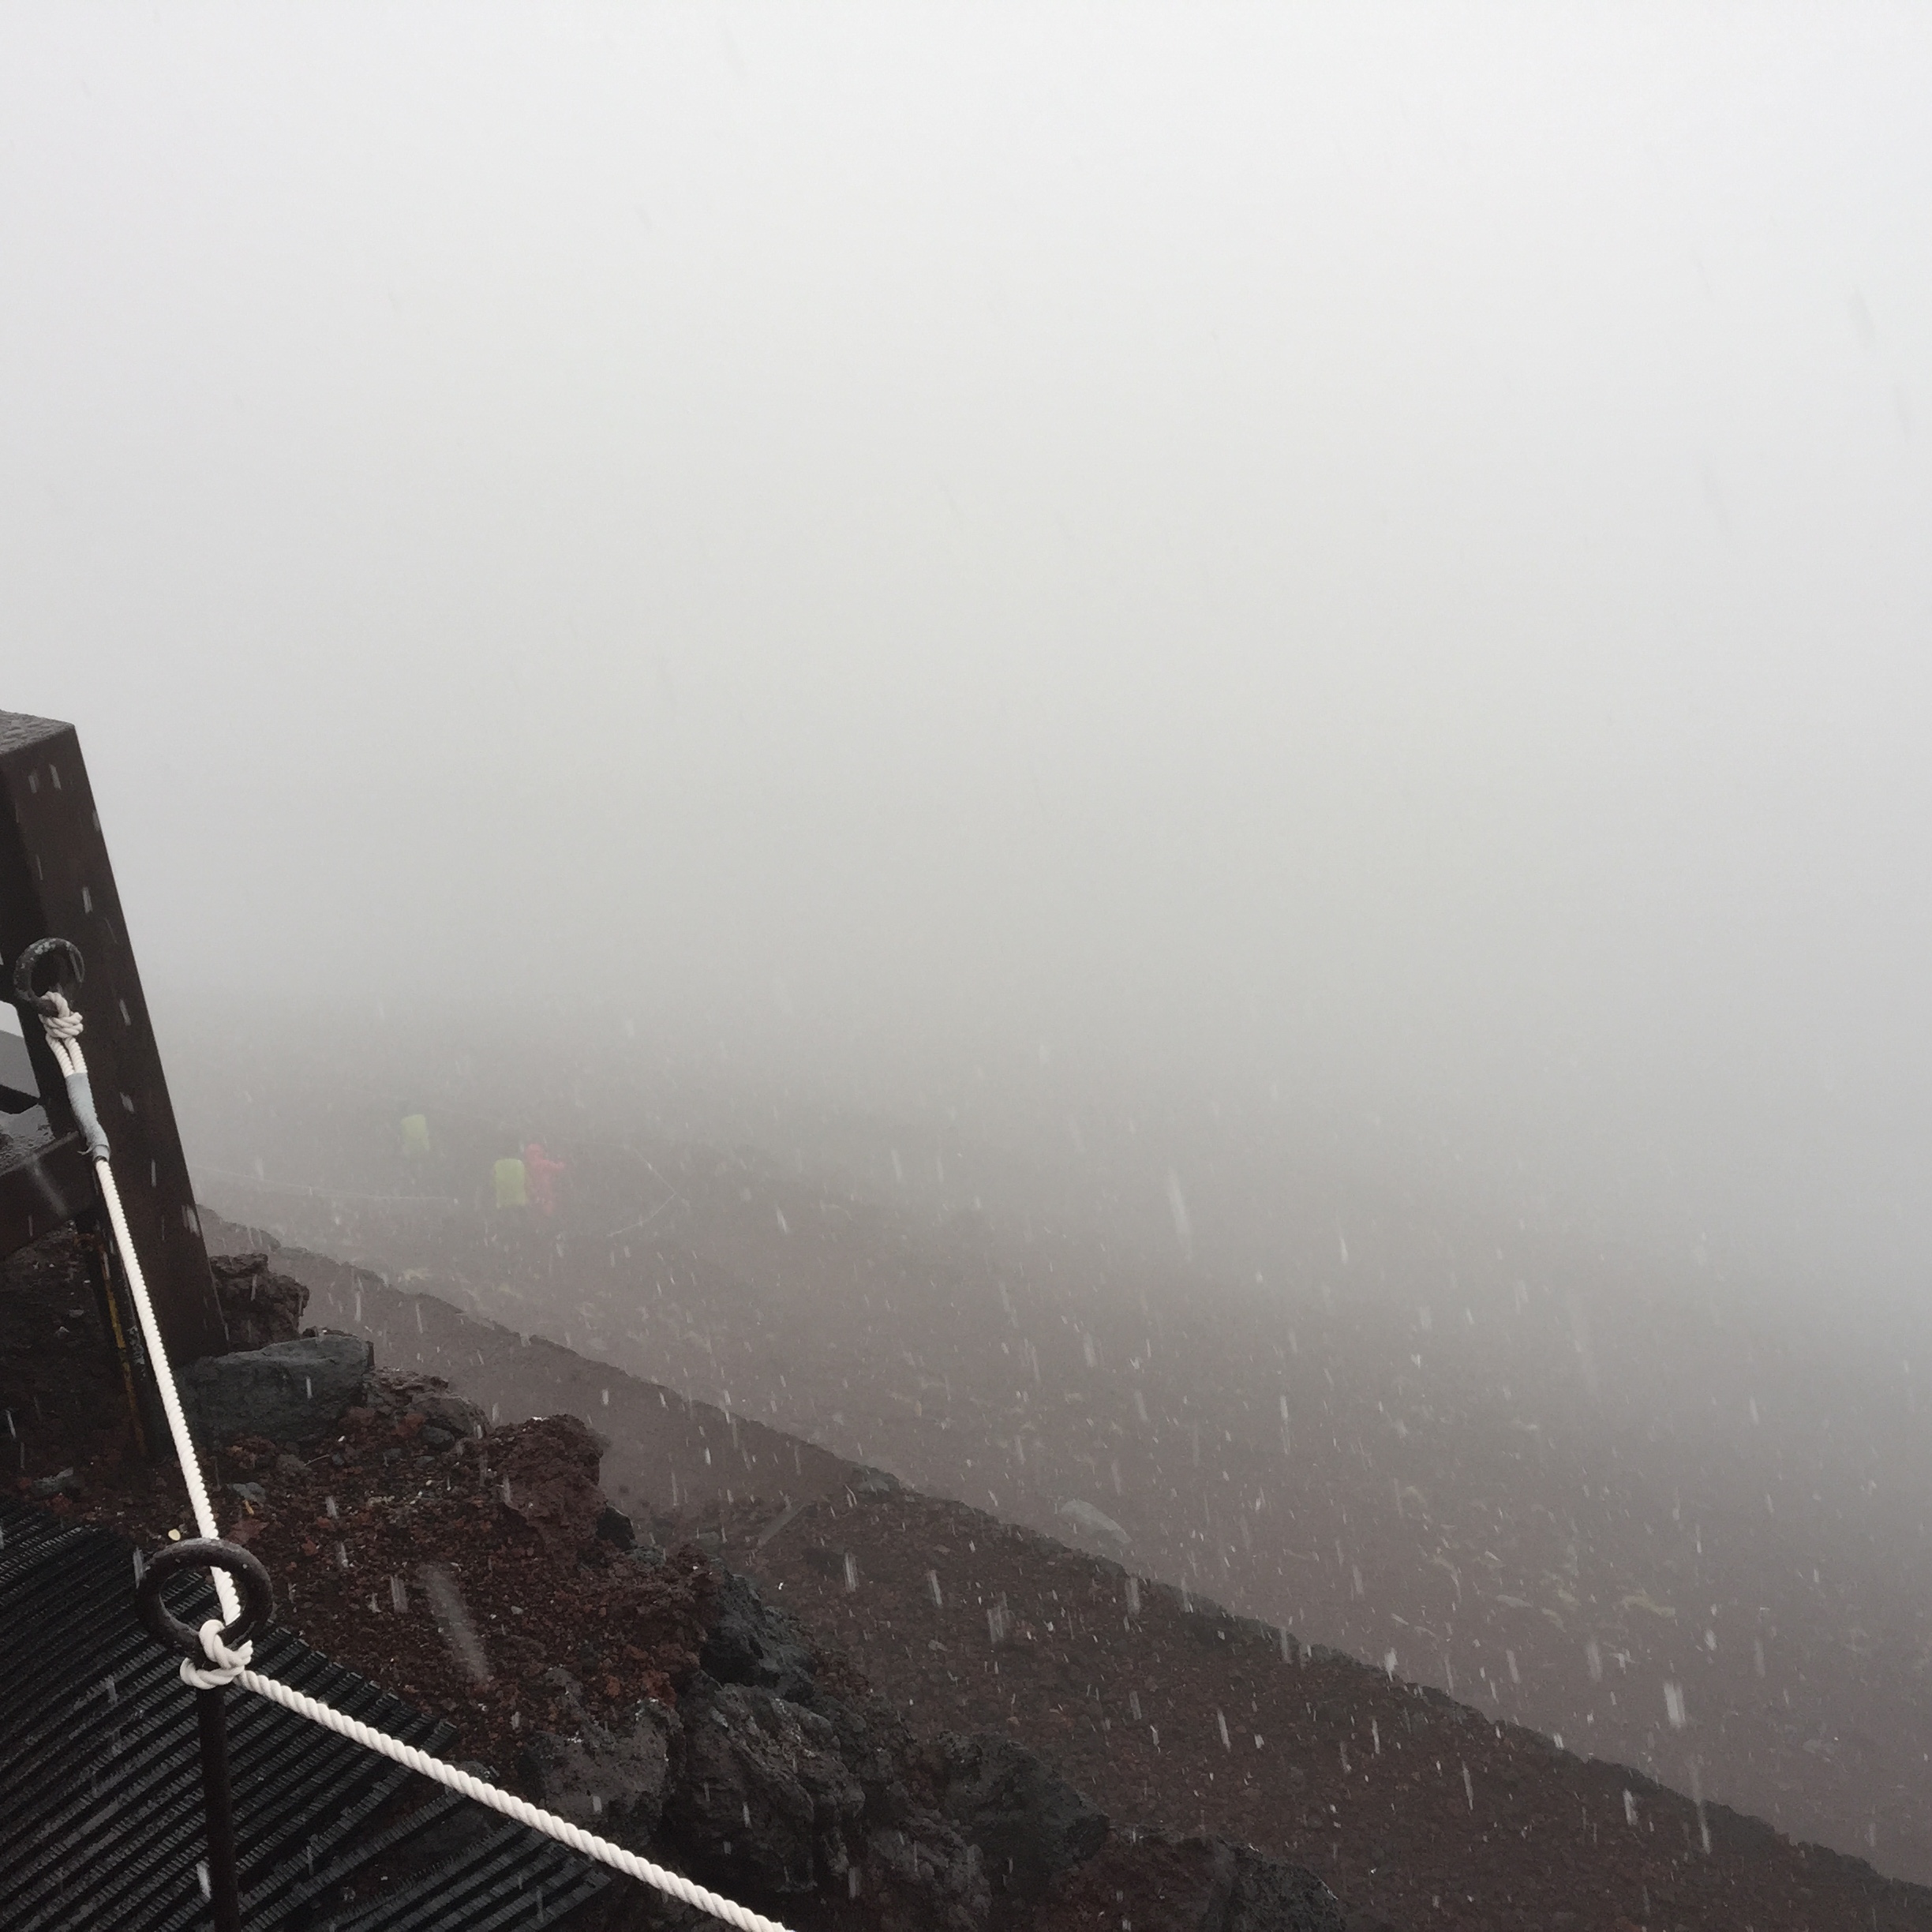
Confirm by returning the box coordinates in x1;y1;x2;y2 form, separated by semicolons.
1222;1844;1350;1931
516;1699;680;1847
808;1685;923;1825
358;1366;488;1440
700;1567;816;1704
410;1387;488;1438
666;1679;865;1896
597;1503;638;1549
686;1560;988;1927
853;1811;990;1932
208;1253;308;1350
182;1335;373;1447
1035;1830;1346;1932
923;1731;1108;1908
492;1413;608;1562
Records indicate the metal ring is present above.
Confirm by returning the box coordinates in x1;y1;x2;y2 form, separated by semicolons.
136;1538;275;1661
11;936;86;1011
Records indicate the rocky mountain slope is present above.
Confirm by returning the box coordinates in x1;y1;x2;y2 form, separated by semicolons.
9;1211;1931;1927
6;1222;1350;1930
200;1118;1932;1890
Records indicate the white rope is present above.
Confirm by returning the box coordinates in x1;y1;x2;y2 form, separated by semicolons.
36;990;796;1932
38;994;83;1042
37;994;242;1625
234;1663;792;1932
182;1617;254;1691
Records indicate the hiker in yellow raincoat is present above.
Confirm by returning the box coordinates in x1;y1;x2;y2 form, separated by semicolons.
492;1152;527;1209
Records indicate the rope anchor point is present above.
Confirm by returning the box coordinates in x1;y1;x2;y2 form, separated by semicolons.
135;1537;275;1689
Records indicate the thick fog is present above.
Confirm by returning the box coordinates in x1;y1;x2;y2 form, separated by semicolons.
6;5;1932;1330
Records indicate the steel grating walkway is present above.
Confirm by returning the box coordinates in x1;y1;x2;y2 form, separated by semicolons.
0;1495;608;1930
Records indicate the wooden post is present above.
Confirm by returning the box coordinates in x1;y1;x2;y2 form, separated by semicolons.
0;708;227;1369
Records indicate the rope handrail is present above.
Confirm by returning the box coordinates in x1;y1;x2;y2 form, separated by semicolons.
30;980;794;1932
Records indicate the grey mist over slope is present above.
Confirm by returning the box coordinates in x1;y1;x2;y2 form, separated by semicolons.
6;9;1932;1332
176;1038;1932;1884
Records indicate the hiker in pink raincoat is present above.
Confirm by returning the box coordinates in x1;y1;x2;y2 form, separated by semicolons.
522;1140;567;1217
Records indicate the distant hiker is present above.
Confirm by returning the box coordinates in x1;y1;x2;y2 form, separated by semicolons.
400;1112;431;1157
523;1141;566;1216
492;1153;527;1210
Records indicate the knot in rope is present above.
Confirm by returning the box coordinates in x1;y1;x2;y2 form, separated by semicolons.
32;988;110;1159
180;1618;253;1691
35;988;83;1041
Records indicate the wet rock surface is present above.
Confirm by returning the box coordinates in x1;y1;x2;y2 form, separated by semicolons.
492;1410;612;1562
1032;1832;1346;1932
699;1564;817;1702
668;1679;867;1896
519;1698;680;1847
358;1362;490;1440
922;1731;1108;1911
208;1251;308;1349
181;1331;373;1445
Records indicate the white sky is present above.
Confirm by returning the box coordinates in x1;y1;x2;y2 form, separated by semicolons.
4;4;1931;1304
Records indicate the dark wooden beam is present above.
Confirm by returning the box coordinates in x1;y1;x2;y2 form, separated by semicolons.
0;1112;95;1256
0;708;228;1365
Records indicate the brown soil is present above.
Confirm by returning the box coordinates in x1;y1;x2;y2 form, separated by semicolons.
201;1413;718;1767
3;1228;716;1773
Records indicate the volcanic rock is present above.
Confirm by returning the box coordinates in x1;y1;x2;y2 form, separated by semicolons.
855;1811;994;1932
493;1411;609;1561
517;1699;680;1848
597;1503;638;1549
208;1252;308;1350
699;1565;816;1704
667;1679;866;1896
1035;1831;1346;1932
182;1334;373;1447
924;1731;1109;1909
358;1365;489;1439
